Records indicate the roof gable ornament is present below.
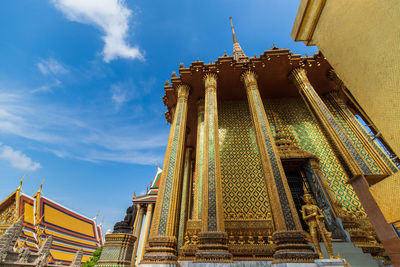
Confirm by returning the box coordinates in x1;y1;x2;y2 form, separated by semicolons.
229;16;247;62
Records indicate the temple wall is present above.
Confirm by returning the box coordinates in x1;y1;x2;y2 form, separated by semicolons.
218;101;272;221
294;0;400;158
323;97;381;174
263;97;363;213
292;0;400;231
217;97;384;214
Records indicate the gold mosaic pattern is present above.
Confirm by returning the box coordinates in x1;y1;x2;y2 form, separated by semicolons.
263;98;363;212
323;97;381;174
218;101;271;220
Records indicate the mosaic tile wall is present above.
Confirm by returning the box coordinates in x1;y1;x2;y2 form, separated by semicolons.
263;98;363;212
218;101;272;220
323;96;382;174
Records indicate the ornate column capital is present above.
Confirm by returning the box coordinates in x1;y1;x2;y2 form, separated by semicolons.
288;67;310;89
240;70;258;90
203;73;218;92
177;84;190;101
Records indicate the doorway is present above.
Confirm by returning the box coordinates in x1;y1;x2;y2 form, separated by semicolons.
284;169;311;232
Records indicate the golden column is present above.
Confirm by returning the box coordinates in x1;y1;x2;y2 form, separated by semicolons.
289;67;400;263
325;74;397;175
241;70;317;263
177;147;193;251
131;205;145;266
192;99;205;220
141;84;190;265
137;203;153;264
194;73;232;263
289;67;372;177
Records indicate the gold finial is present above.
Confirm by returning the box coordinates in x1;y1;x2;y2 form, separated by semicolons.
93;210;99;222
133;191;136;199
155;161;158;169
229;16;238;44
18;175;26;190
37;178;45;195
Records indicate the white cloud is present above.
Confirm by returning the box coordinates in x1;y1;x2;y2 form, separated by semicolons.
111;84;128;106
0;90;167;165
30;79;62;94
37;57;68;75
51;0;143;62
0;144;41;171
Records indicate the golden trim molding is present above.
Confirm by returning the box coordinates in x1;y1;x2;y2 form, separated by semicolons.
291;0;327;45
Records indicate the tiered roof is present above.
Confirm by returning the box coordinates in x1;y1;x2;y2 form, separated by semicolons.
0;182;103;265
133;167;162;204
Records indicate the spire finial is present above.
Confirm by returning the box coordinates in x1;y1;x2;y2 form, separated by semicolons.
17;175;26;191
38;178;45;194
229;16;238;44
228;16;247;62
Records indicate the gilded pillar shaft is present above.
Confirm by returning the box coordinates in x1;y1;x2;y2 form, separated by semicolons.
241;70;301;231
142;84;190;264
200;73;224;233
326;92;397;174
137;204;153;264
195;73;232;263
242;70;317;263
132;204;142;236
177;147;193;251
289;67;371;177
132;206;145;266
192;99;205;220
188;159;195;219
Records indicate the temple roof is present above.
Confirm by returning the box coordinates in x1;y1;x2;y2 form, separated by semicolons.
133;166;162;204
163;48;335;153
0;181;102;265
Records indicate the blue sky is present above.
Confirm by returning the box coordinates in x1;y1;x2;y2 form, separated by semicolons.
0;0;317;233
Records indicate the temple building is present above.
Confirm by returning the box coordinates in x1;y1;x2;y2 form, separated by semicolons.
132;17;399;266
291;1;400;264
0;179;103;265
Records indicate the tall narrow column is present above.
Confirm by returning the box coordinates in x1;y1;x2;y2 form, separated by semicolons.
141;84;190;265
195;73;232;263
289;67;371;177
132;205;145;266
241;70;317;263
188;159;195;219
137;204;153;264
326;91;397;175
177;147;193;251
192;99;205;220
289;67;400;264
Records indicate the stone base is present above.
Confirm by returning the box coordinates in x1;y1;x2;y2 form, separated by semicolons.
272;231;318;263
96;233;136;267
138;259;349;267
140;236;178;265
314;259;347;266
272;259;347;267
188;261;271;267
139;264;178;267
194;231;232;263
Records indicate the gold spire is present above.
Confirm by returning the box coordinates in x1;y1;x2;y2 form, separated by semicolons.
229;16;238;44
229;16;247;62
17;175;26;191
